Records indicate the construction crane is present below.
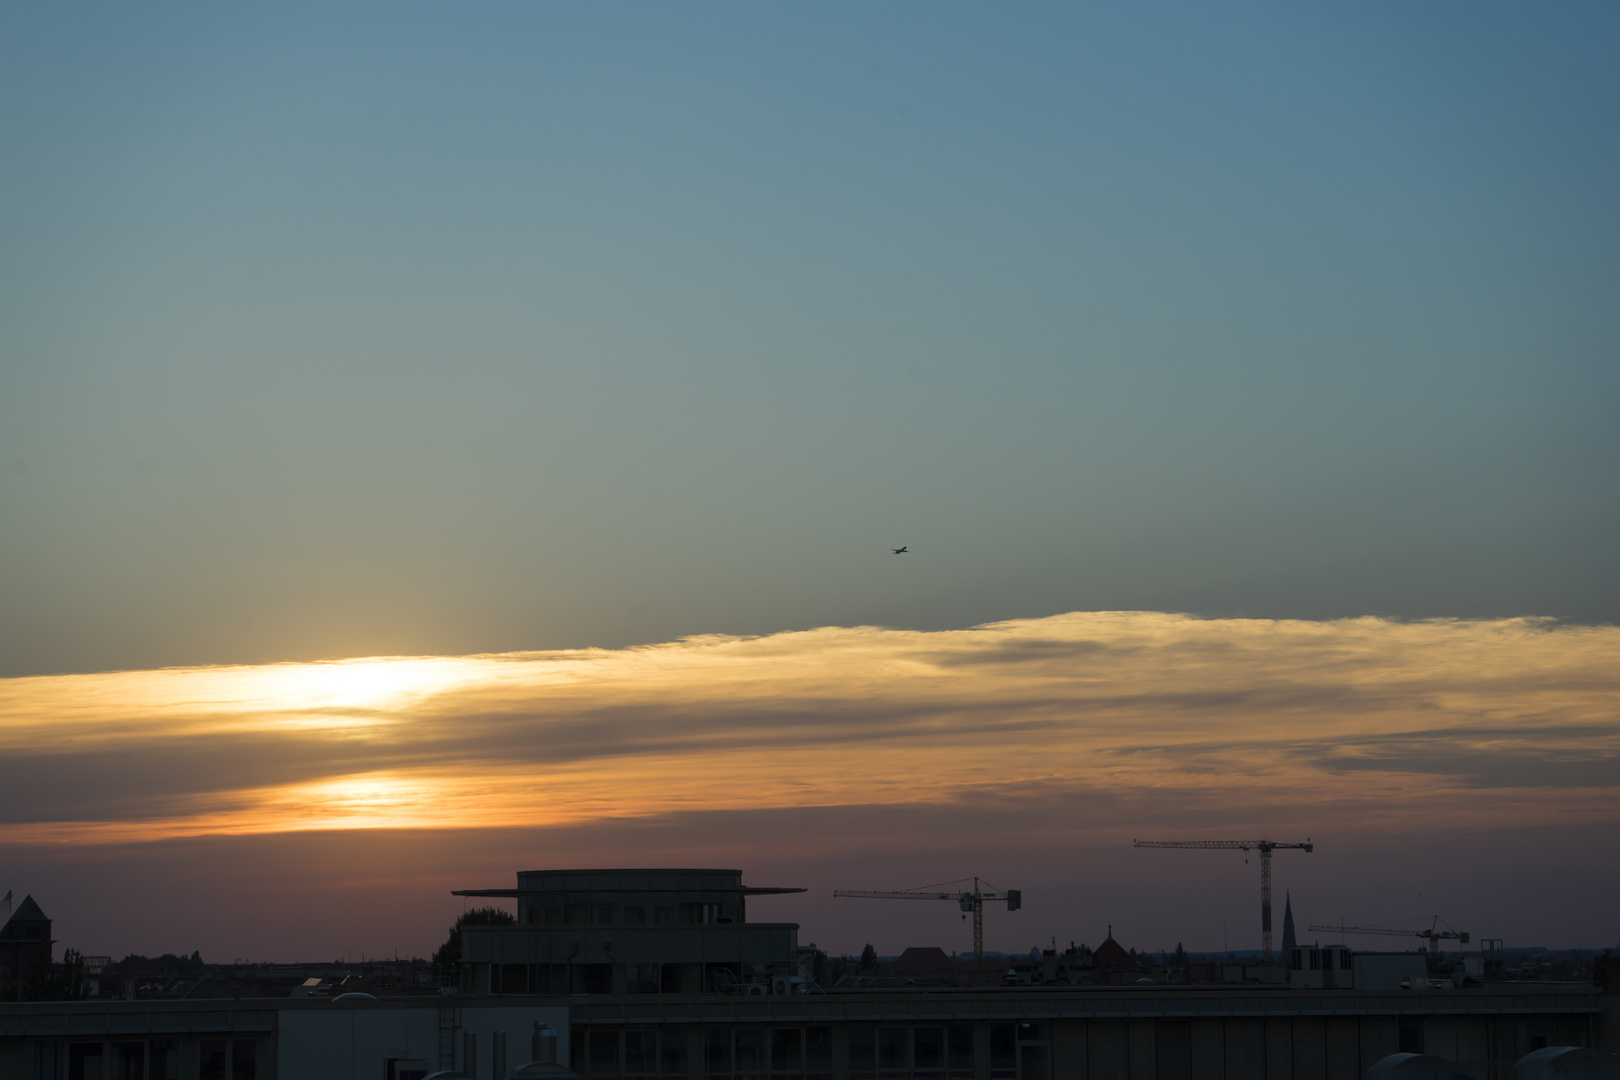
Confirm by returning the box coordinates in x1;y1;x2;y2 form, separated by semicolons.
833;877;1021;968
1133;839;1313;962
1307;917;1469;956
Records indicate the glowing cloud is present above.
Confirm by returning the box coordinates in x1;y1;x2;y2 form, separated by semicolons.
1;612;1616;847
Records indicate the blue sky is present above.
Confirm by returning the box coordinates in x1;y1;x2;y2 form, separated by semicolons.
2;2;1617;676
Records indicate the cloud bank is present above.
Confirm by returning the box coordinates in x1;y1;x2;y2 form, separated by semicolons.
3;612;1616;848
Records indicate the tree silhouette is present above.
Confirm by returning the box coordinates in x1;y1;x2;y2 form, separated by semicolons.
432;907;516;974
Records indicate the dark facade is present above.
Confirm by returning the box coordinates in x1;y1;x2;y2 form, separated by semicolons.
0;982;1610;1079
454;869;806;997
564;984;1611;1080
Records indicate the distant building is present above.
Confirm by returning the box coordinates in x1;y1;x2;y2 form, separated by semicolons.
451;868;806;995
893;948;956;982
0;895;53;996
1290;947;1429;990
1081;934;1146;985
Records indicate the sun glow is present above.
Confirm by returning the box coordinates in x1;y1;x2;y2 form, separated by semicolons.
240;656;480;715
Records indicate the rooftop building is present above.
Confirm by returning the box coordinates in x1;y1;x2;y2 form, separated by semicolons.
452;868;806;996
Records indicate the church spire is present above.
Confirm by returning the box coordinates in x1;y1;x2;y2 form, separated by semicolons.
1281;890;1297;955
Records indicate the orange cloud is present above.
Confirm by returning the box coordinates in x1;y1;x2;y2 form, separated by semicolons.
2;613;1616;846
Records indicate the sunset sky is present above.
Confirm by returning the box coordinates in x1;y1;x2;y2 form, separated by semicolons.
2;3;1618;962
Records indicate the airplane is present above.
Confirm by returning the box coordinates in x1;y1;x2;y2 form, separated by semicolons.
892;546;908;554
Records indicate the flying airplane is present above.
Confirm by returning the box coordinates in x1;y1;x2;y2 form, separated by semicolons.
892;546;908;554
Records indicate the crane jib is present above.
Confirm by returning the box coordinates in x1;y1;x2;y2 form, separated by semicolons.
831;880;1022;966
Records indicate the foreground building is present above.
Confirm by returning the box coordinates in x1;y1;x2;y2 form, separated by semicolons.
0;997;567;1080
0;982;1612;1080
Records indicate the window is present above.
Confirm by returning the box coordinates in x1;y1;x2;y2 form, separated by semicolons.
772;1030;802;1072
989;1025;1016;1078
1018;1046;1049;1080
1398;1021;1423;1056
113;1042;144;1080
597;905;616;925
707;1028;733;1074
847;1027;875;1080
626;1031;656;1075
627;964;661;994
914;1028;943;1072
591;1031;622;1075
877;1028;908;1073
805;1029;832;1073
624;906;647;925
545;907;563;925
655;906;674;925
566;904;593;926
232;1039;257;1080
151;1039;180;1080
736;1030;766;1073
69;1044;104;1080
572;964;613;995
948;1026;974;1075
662;1031;689;1075
200;1040;228;1080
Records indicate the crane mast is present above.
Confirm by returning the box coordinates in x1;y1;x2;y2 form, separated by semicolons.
833;876;1022;968
1134;839;1314;962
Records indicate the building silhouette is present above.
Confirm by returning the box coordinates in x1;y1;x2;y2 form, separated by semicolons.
0;895;53;998
451;868;806;996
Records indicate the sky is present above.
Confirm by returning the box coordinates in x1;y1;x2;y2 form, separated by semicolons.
1;3;1617;962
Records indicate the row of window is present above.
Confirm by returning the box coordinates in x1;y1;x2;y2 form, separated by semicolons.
572;1024;1049;1078
20;1037;257;1080
523;903;738;927
488;962;744;995
1290;950;1354;972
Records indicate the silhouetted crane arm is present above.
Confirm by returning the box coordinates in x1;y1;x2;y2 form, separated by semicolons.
832;879;1021;966
833;889;1016;901
1133;840;1314;852
1307;924;1468;942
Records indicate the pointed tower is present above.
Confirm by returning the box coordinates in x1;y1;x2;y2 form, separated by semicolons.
1281;891;1297;956
0;894;54;995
